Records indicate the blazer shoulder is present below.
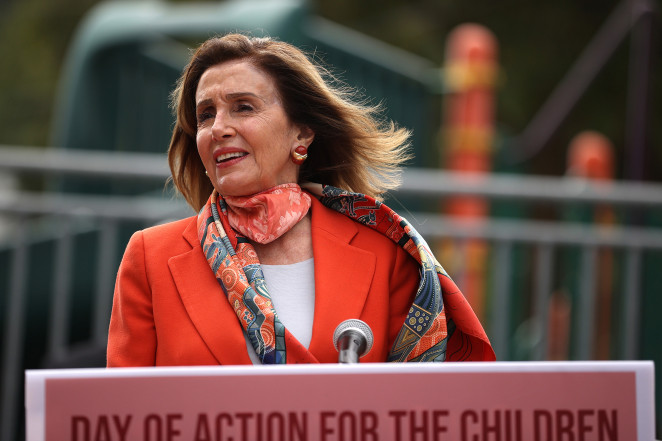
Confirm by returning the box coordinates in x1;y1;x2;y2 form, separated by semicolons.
311;196;411;262
133;215;197;257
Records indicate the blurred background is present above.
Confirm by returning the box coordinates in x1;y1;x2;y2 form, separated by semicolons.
1;0;660;439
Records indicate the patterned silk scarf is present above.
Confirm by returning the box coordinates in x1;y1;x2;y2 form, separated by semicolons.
225;183;312;244
197;184;495;364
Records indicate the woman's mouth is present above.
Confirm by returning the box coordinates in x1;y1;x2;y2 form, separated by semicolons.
215;151;248;164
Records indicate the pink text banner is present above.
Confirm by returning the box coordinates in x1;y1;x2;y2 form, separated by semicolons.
25;361;654;441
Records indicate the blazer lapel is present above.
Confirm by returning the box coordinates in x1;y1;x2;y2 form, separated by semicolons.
307;198;376;362
167;200;377;365
168;219;252;365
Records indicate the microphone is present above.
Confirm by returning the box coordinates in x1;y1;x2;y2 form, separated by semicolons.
333;319;374;364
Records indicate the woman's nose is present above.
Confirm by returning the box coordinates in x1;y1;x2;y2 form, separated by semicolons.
211;114;236;139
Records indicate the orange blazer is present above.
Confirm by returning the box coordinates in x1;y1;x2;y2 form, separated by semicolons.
107;197;420;366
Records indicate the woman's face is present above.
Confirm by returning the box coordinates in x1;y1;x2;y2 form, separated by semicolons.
195;60;313;197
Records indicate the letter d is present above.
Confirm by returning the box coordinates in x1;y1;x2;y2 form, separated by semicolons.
533;410;552;441
71;416;90;441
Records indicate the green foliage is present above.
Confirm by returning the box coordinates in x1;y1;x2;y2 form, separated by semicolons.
0;0;97;145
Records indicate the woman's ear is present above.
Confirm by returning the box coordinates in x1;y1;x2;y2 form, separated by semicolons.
296;125;315;147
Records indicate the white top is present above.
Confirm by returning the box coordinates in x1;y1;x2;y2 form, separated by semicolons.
244;258;315;364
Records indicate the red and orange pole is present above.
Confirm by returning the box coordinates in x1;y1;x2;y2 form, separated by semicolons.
548;131;616;360
439;24;498;322
567;131;615;360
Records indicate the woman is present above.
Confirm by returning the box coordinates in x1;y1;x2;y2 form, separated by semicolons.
107;33;494;366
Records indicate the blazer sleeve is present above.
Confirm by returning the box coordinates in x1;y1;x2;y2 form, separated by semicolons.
387;245;420;349
107;231;157;367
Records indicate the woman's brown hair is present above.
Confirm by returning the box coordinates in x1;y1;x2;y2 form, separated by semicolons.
168;33;411;211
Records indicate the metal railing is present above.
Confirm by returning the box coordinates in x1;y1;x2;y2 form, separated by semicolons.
2;146;662;439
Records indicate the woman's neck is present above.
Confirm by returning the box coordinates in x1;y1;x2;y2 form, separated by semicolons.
251;213;313;265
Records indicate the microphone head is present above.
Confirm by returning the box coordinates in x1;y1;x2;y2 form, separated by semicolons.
333;319;374;357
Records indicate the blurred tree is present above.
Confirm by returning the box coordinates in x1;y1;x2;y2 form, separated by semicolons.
0;0;97;146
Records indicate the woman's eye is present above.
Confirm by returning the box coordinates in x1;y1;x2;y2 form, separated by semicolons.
197;111;214;124
235;103;254;112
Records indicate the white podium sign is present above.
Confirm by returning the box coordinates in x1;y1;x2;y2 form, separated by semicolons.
26;361;655;441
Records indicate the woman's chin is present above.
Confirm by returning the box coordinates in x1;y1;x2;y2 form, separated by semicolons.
213;173;252;197
214;181;259;197
213;173;295;197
